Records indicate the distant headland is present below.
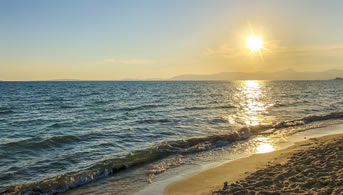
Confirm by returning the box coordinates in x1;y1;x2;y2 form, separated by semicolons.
170;69;343;81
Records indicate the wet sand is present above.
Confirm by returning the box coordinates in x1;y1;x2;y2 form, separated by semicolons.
165;134;343;195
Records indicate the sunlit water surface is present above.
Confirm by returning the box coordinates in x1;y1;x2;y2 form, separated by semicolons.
1;81;343;194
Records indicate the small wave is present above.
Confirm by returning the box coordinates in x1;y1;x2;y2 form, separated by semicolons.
45;97;64;102
59;104;78;109
99;117;116;122
138;118;173;124
1;135;81;151
0;106;14;114
93;100;113;105
5;111;343;194
214;105;237;109
183;105;236;111
72;93;93;98
48;122;73;128
274;112;343;129
183;106;209;111
11;118;55;126
119;104;166;112
273;103;287;108
209;117;228;124
0;110;14;115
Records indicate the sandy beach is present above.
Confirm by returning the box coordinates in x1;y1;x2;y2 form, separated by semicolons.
165;134;343;195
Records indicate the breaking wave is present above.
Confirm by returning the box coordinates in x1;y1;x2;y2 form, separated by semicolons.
3;111;343;195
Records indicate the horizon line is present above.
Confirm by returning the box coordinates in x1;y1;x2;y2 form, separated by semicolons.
1;69;343;82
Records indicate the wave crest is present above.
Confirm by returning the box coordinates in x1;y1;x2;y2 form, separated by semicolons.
5;111;343;194
1;135;81;151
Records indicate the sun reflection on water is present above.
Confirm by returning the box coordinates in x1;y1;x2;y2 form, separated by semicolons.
255;137;275;153
245;80;260;89
234;80;273;126
230;81;277;154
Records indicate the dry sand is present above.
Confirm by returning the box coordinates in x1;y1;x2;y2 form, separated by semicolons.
165;134;343;195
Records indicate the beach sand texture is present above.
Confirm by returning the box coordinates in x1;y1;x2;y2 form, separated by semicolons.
166;134;343;195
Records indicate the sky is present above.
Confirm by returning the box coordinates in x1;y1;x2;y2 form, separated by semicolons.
1;0;343;81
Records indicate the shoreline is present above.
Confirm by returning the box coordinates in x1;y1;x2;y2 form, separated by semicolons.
5;123;343;194
165;133;343;195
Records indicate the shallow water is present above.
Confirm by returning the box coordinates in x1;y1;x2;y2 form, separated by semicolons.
1;80;343;194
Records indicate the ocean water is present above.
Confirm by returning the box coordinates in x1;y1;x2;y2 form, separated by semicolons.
1;80;343;194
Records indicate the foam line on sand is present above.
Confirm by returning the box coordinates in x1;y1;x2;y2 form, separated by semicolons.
165;133;343;195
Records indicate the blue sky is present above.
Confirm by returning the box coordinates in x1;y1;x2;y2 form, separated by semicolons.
1;0;343;80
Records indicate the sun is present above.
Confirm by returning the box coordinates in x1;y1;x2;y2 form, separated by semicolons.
246;35;264;52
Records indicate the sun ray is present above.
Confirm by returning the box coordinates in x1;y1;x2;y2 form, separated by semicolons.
245;34;266;61
246;35;264;53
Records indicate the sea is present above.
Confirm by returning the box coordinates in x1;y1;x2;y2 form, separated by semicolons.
1;80;343;194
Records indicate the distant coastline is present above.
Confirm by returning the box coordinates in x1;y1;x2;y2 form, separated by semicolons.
2;69;343;81
170;69;343;81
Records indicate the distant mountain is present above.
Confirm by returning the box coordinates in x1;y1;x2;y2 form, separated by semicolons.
120;78;164;81
50;79;81;81
170;69;343;80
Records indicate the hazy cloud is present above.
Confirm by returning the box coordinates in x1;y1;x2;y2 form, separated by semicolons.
204;44;241;57
205;43;343;58
273;46;343;56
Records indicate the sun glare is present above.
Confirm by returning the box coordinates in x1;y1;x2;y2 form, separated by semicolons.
255;137;275;154
246;35;264;52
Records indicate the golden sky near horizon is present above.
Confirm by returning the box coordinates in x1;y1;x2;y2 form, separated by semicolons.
1;0;343;80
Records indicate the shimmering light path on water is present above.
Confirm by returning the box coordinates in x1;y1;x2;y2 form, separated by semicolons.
1;81;343;193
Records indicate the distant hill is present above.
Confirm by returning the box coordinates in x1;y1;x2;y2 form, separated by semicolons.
50;79;81;81
170;69;343;80
120;78;164;81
